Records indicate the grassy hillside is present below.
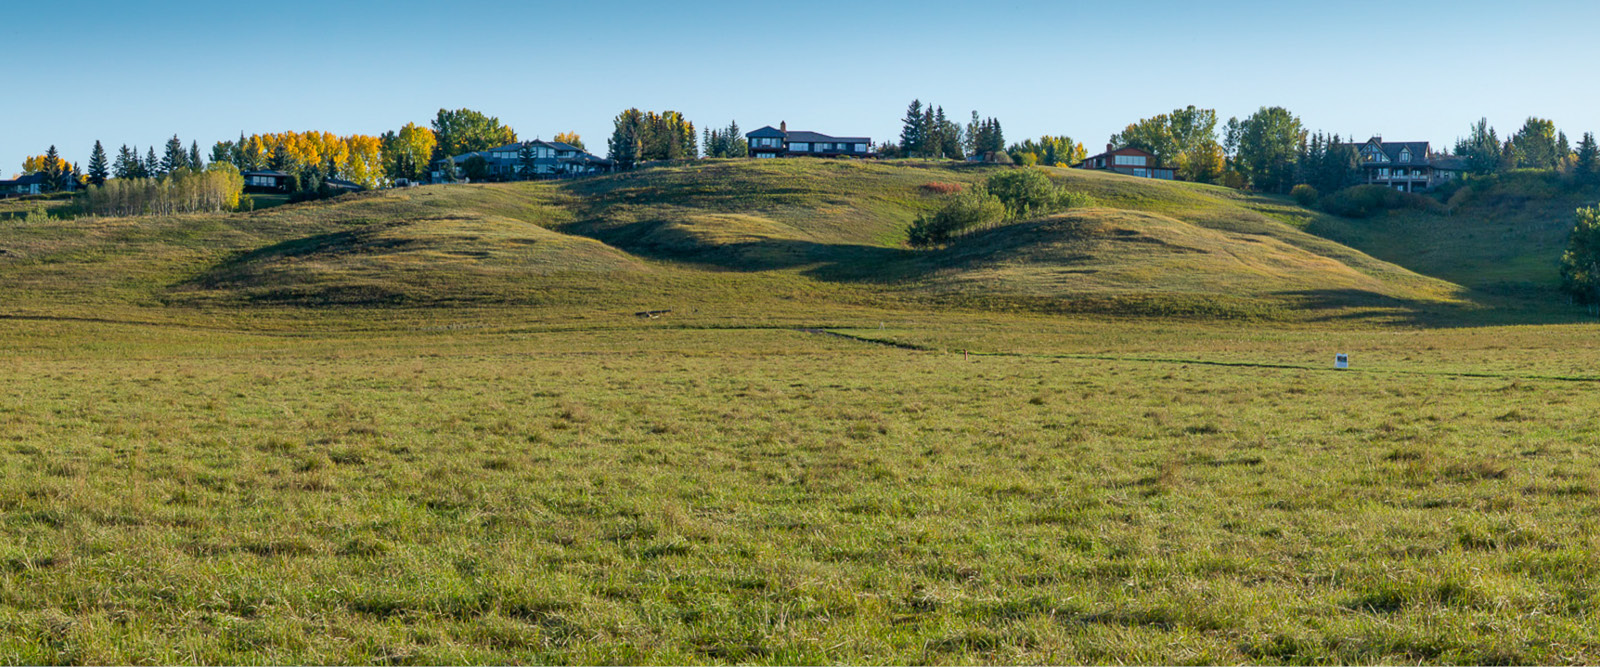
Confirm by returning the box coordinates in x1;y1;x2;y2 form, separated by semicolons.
0;159;1467;326
1309;172;1600;299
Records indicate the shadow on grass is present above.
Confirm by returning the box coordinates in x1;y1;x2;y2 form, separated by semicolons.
1279;287;1597;328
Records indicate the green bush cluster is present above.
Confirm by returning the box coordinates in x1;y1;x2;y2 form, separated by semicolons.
1319;184;1441;218
907;188;1006;247
908;168;1097;247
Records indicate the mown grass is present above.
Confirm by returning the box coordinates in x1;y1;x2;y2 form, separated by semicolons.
2;317;1599;664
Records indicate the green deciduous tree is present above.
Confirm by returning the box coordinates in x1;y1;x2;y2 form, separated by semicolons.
1560;207;1600;304
380;122;436;182
1112;106;1226;183
1230;107;1306;193
1006;136;1084;167
431;108;516;160
1512;117;1559;169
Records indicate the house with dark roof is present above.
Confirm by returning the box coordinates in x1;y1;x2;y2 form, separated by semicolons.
0;173;49;198
1071;144;1175;180
1356;137;1464;192
433;140;613;182
242;170;293;193
746;123;873;159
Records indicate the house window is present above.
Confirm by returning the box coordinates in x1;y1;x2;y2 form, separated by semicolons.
1114;154;1147;166
855;143;867;152
1399;149;1411;163
1133;168;1148;177
790;143;810;152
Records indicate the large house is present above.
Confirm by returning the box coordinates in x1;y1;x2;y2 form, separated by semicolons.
1355;137;1465;192
1072;144;1176;180
242;170;293;193
433;140;613;182
0;173;49;198
746;123;873;159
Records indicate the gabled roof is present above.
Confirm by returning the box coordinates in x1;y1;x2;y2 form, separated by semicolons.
0;173;50;186
241;170;290;177
1075;146;1160;163
783;130;870;144
1360;138;1432;164
547;141;583;153
746;126;786;139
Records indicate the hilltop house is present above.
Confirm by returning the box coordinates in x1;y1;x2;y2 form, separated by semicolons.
242;170;293;193
746;123;873;159
1355;137;1465;192
0;173;49;198
1071;145;1176;180
433;140;613;182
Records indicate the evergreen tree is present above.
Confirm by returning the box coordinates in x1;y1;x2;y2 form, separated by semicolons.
964;111;982;156
87;141;109;186
720;120;746;157
898;100;925;158
607;108;644;170
1498;139;1518;172
1576;132;1600;183
1455;118;1502;175
189;141;204;171
41;145;63;192
210;141;234;166
70;163;83;190
113;145;134;179
161;135;186;175
518;142;539;179
145;147;160;177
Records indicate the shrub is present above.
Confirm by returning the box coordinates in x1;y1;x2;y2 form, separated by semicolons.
1291;184;1319;207
920;182;963;195
907;188;1006;247
1319;184;1441;218
985;169;1058;219
1055;190;1097;209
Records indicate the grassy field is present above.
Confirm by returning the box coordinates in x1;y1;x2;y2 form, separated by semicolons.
4;316;1600;664
2;160;1598;663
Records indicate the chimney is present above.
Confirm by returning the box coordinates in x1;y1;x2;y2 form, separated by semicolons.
1107;143;1115;154
780;121;787;133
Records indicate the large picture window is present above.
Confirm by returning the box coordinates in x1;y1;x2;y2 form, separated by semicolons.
790;143;810;152
1114;154;1147;166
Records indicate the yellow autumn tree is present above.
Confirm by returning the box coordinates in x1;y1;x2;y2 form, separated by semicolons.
22;155;69;175
553;132;585;151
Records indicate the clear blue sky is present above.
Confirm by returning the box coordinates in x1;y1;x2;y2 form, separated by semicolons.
5;0;1598;173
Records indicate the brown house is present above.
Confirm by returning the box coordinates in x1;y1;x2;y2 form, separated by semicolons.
1072;144;1176;180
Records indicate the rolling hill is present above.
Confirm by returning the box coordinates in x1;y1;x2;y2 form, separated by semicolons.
0;160;1477;326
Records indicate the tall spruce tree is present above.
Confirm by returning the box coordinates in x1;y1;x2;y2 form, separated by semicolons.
87;141;109;186
145;147;160;177
41;145;63;192
189;141;203;170
1576;132;1600;183
518;142;538;179
899;100;926;158
113;144;134;179
161;135;186;175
